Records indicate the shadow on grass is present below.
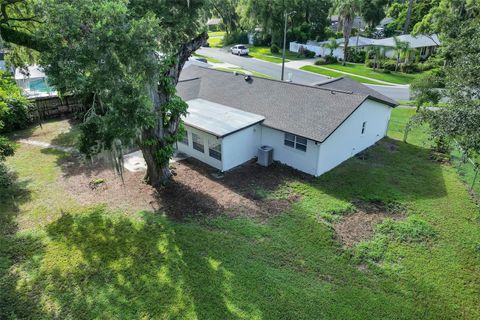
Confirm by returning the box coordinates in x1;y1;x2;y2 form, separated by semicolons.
0;164;47;319
36;207;255;319
311;138;447;203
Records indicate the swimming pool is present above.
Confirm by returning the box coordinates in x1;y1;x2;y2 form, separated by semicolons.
29;78;56;93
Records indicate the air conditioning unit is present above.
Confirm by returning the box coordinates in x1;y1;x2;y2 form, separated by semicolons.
257;145;273;167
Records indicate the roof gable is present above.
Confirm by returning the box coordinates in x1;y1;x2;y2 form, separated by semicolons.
177;66;396;142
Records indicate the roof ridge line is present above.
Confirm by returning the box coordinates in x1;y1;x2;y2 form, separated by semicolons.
190;65;355;96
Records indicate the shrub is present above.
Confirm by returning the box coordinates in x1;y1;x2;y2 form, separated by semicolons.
324;55;337;64
347;49;366;63
365;59;374;68
252;33;271;46
303;49;315;58
0;136;15;161
401;63;420;74
223;31;249;46
382;60;397;71
315;58;327;65
270;43;280;54
0;71;33;133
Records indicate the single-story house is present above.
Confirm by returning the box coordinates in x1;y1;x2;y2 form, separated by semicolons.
375;34;441;59
175;65;397;176
290;34;440;60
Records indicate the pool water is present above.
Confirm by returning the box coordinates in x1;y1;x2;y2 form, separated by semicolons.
29;78;56;93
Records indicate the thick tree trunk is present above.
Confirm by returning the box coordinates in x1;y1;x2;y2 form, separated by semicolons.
141;32;208;187
403;0;414;34
140;129;171;187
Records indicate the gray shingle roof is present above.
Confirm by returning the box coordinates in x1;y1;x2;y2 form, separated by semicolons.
314;77;398;106
177;66;397;143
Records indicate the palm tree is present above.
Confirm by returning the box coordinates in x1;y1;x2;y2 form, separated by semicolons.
393;36;408;72
337;0;360;65
323;37;340;56
368;45;385;71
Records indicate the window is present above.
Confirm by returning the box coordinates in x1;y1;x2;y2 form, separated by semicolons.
361;121;367;135
284;133;307;152
180;131;189;145
209;140;222;160
192;133;204;153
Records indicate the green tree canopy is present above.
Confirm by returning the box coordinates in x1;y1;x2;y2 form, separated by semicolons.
238;0;332;45
37;0;208;185
413;0;480;159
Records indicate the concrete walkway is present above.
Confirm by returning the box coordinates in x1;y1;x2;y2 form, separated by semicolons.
18;139;77;153
18;139;188;173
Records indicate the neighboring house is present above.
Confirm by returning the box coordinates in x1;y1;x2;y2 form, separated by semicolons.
375;34;441;59
175;65;397;176
14;65;56;97
290;34;440;60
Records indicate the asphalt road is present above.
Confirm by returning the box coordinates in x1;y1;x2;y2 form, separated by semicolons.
197;47;411;101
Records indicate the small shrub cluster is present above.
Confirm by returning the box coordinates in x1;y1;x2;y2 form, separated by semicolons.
270;43;280;54
324;55;337;64
0;71;33;133
223;31;249;46
347;49;366;63
354;216;436;264
252;32;271;46
298;46;315;58
315;58;327;65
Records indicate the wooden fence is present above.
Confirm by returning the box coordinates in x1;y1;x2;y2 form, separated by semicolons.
29;95;86;120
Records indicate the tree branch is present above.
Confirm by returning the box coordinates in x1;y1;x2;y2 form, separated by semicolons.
0;25;46;51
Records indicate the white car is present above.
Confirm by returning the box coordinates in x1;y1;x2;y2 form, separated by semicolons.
230;45;249;56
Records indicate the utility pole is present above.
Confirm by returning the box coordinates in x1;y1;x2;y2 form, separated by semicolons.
281;11;296;81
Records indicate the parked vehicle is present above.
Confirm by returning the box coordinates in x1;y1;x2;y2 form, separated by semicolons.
230;45;249;56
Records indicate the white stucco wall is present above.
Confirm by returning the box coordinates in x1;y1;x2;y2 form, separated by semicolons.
177;125;222;170
222;124;261;171
316;99;392;176
260;126;320;176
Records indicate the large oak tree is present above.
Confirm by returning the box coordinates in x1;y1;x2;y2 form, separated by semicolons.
1;0;208;186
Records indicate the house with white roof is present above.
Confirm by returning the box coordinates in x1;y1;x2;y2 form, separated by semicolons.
290;34;441;60
175;65;397;176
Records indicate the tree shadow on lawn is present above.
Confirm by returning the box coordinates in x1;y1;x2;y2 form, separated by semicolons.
35;207;263;319
9;205;458;319
0;165;48;319
311;138;448;203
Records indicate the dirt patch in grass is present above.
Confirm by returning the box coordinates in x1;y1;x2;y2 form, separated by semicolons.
333;201;405;247
59;156;304;219
381;140;400;153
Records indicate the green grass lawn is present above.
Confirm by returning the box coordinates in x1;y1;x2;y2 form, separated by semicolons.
208;31;226;38
248;47;309;64
213;66;272;79
192;53;223;64
207;37;223;48
323;63;422;85
301;65;387;85
1;112;480;319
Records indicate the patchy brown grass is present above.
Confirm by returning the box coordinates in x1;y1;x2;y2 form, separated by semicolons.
58;156;303;220
333;201;405;247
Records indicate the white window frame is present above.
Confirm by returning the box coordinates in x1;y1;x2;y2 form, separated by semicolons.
284;133;307;152
208;139;222;161
192;132;204;153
